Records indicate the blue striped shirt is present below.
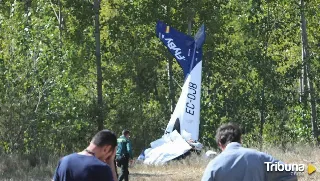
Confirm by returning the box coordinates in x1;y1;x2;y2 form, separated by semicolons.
201;142;297;181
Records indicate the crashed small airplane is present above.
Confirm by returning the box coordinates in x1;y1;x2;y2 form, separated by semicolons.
140;21;206;165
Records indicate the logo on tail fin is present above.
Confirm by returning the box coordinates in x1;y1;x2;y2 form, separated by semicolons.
164;38;185;61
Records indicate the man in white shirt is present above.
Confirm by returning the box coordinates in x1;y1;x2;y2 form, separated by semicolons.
201;122;298;181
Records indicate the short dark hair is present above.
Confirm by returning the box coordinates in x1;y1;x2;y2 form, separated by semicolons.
215;122;241;146
91;129;117;148
122;129;130;136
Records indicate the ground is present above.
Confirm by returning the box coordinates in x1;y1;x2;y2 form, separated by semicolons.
125;145;320;181
0;145;319;180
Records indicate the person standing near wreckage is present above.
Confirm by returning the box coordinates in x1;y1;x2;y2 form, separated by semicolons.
116;129;133;181
201;123;297;181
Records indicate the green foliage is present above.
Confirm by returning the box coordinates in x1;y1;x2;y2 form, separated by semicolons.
0;0;319;158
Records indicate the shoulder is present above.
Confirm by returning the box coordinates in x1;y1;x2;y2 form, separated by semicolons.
238;147;274;157
117;136;127;142
234;146;263;156
58;153;77;163
205;152;226;170
257;151;280;162
209;147;261;164
53;154;77;178
238;147;280;163
202;148;261;174
238;147;268;158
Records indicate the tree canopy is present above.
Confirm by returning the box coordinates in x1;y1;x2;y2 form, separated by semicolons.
0;0;319;156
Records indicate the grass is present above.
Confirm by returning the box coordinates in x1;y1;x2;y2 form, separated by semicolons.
0;145;319;180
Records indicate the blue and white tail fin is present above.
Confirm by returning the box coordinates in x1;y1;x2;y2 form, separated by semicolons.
156;21;206;141
156;21;195;79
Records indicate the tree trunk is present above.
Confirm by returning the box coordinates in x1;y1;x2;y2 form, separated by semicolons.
167;58;175;113
94;0;104;131
300;0;319;145
58;0;63;50
259;2;271;150
260;84;265;150
188;20;192;36
165;3;175;113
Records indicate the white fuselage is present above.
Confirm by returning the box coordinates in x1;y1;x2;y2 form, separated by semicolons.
165;60;202;141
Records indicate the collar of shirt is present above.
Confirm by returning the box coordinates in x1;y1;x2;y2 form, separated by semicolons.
225;142;242;150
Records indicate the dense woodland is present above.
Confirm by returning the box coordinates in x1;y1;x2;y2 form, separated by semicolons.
0;0;320;158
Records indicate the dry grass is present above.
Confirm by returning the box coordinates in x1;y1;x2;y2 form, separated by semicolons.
126;145;320;181
0;145;319;181
127;152;210;181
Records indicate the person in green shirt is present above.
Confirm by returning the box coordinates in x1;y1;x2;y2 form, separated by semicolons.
116;129;133;181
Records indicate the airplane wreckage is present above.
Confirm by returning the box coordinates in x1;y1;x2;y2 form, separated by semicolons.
137;21;210;165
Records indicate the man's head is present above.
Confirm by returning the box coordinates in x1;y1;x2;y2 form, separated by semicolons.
89;129;117;161
215;122;242;151
122;129;130;139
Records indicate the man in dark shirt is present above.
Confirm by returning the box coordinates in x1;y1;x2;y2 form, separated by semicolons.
52;129;118;181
